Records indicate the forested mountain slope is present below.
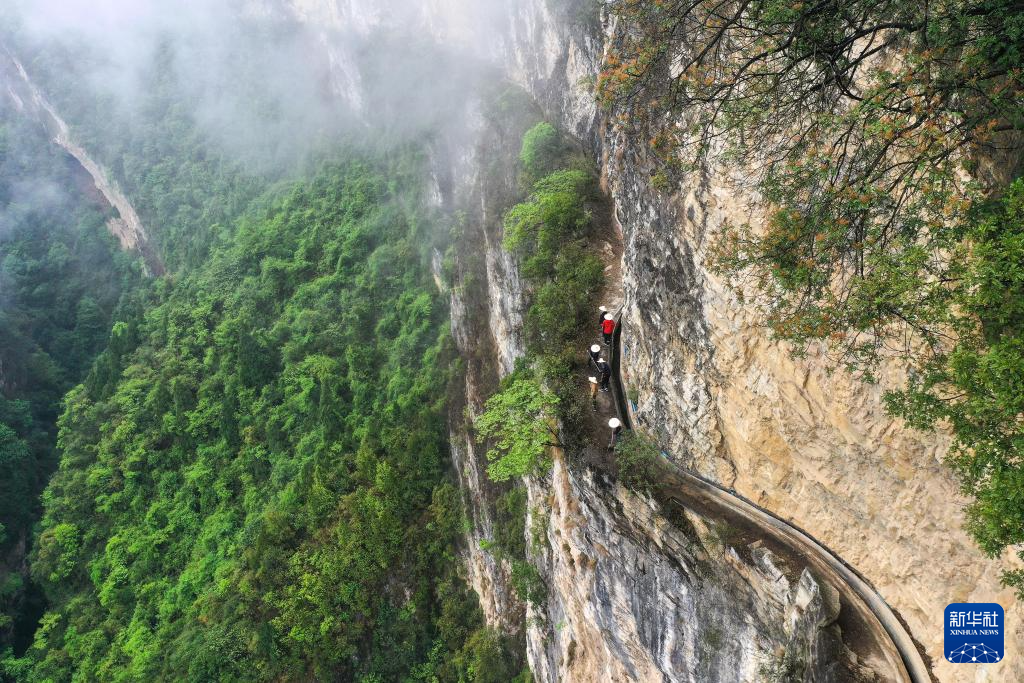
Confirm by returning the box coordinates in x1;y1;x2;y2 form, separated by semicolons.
0;99;143;656
6;160;523;681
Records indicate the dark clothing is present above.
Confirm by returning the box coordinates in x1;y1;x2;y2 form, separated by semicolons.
588;348;601;366
608;425;623;450
596;360;611;390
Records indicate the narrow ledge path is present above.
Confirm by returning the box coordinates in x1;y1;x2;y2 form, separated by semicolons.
606;312;933;683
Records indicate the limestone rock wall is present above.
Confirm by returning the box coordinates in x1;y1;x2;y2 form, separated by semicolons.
490;4;1023;681
524;453;872;683
598;81;1022;683
275;0;1024;678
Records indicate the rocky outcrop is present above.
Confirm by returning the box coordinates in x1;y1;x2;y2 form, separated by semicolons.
524;452;883;682
0;49;163;275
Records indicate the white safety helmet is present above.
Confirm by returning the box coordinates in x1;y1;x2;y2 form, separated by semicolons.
590;344;600;353
599;305;607;312
588;376;598;384
603;313;613;321
608;418;621;429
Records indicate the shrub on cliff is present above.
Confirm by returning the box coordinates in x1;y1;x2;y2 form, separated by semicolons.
519;122;564;180
476;373;560;482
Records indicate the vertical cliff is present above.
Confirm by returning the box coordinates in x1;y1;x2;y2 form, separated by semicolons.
485;3;1022;682
442;91;532;634
436;87;889;680
11;0;1018;679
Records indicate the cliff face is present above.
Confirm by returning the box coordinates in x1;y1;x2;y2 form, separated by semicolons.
486;4;1022;682
524;453;895;682
266;1;1024;680
431;74;882;682
607;148;1024;682
441;95;531;632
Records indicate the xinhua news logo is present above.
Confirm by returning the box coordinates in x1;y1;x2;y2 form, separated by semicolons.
944;603;1004;664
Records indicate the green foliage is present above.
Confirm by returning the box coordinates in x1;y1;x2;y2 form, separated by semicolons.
0;101;142;653
495;487;528;560
613;432;660;492
509;560;547;607
475;374;560;482
5;161;490;681
503;135;604;396
446;628;524;683
519;122;564;180
885;180;1024;594
474;122;603;617
31;524;79;584
601;0;1024;588
504;170;593;278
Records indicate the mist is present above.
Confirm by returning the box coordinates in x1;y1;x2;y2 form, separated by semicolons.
4;0;507;171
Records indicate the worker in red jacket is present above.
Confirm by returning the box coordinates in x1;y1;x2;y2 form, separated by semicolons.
602;313;615;346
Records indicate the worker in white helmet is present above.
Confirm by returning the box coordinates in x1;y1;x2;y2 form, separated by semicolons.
602;313;615;346
608;417;623;449
596;357;611;391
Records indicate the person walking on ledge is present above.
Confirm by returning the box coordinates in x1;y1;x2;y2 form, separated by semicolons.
588;343;601;368
596;358;611;392
602;314;615;346
588;376;599;409
598;305;608;327
608;417;622;450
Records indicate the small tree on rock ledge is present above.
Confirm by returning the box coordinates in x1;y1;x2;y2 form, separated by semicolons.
475;374;561;481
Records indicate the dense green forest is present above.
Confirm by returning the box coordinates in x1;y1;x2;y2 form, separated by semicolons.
2;158;522;681
0;29;528;681
0;102;143;657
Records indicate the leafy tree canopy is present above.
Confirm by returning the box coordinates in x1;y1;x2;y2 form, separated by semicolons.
476;373;560;482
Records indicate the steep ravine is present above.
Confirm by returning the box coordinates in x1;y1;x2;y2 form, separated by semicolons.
0;48;162;275
268;0;1021;679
